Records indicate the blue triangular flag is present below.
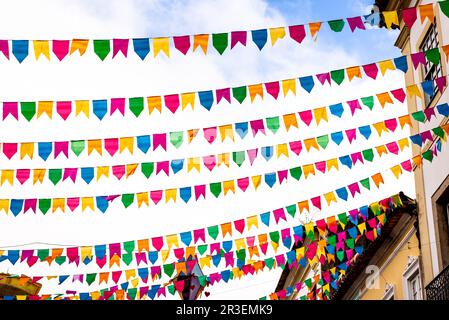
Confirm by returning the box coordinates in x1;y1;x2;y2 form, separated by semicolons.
339;155;353;169
437;103;449;116
171;159;184;174
12;40;29;63
282;236;292;250
260;212;270;226
81;167;94;184
235;122;248;139
148;251;158;264
299;76;315;93
95;196;109;213
180;231;192;246
221;270;231;283
261;146;273;161
331;131;344;145
348;226;358;239
93;99;107;120
7;250;20;264
58;275;69;285
329;103;344;118
236;258;245;269
348;214;358;225
336;187;349;201
252;29;268;50
264;172;276;188
422;80;435;97
293;225;303;241
355;246;364;255
121;282;129;291
198;91;214;111
148;285;160;300
212;254;221;267
359;125;372;140
138;268;149;280
137;135;151;153
286;250;296;264
180;187;191;203
133;38;150;60
95;245;106;259
359;205;369;220
10;199;23;216
299;257;308;268
393;56;408;73
326;245;335;254
38;142;52;161
79;293;91;300
222;241;232;252
410;134;423;147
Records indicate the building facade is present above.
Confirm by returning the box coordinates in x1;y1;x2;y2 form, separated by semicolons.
380;0;449;299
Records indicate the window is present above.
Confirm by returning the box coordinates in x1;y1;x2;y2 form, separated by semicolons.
383;284;395;300
403;257;423;300
420;22;443;107
432;176;449;269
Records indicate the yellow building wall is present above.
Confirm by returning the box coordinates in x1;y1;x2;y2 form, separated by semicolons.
359;229;420;300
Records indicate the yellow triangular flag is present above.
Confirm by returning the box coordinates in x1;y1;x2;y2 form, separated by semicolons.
314;107;328;125
33;169;45;184
97;166;109;180
406;84;422;99
269;27;286;45
165;189;177;203
378;59;396;75
283;113;298;131
52;198;65;213
166;234;179;249
303;164;315;178
324;191;337;205
81;197;94;211
282;79;296;97
223;180;235;195
136;192;149;207
181;93;195;110
37;101;53;119
153;37;170;57
70;39;89;56
187;157;200;172
88;139;102;155
276;143;289;158
248;84;264;102
219;124;234;142
391;165;403;179
20;143;34;159
326;158;339;171
251;175;261;190
1;170;14;186
193;34;209;54
0;199;9;213
147;96;162;114
120;137;134;154
246;215;258;230
33;40;50;60
75;100;90;118
383;11;399;29
126;164;138;178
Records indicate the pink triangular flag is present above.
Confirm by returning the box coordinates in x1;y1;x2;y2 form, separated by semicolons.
52;40;70;61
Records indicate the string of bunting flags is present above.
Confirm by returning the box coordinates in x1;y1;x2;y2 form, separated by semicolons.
0;193;403;269
0;118;445;216
2;46;448;121
0;1;448;63
1;112;447;190
1;194;404;300
1;84;449;163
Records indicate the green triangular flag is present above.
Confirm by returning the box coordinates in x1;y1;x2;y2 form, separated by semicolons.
212;33;228;55
327;235;337;246
265;257;275;270
93;39;110;60
289;166;302;180
337;250;345;262
167;285;175;295
425;48;441;65
330;69;345;85
440;1;449;18
198;275;207;287
304;278;312;289
317;135;329;149
127;288;137;300
422;150;433;162
48;169;62;185
129;97;144;117
124;241;135;253
236;249;246;261
286;204;296;218
307;229;315;241
360;177;371;190
362;149;374;162
169;131;184;148
346;238;355;249
86;273;97;286
20;102;36;121
55;256;66;265
361;96;374;110
210;182;222;197
412;111;426;123
232;86;247;103
163;263;175;277
197;245;208;255
318;278;324;286
122;253;133;266
432;127;445;139
37;249;49;261
328;19;345;32
269;231;280;244
71;140;85;156
300;295;307;300
141;162;154;178
232;151;245;167
337;212;347;227
121;194;135;208
266;117;280;134
39;199;51;214
259;297;267;300
207;225;219;240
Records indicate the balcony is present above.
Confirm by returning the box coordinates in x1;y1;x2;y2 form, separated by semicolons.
426;265;449;300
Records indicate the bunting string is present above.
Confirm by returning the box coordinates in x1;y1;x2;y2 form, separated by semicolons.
0;1;448;63
1;115;447;187
2;46;448;121
1;82;448;163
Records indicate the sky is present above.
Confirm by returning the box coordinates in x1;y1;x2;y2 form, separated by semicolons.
0;0;414;300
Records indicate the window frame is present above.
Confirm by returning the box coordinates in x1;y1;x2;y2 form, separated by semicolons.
402;257;423;300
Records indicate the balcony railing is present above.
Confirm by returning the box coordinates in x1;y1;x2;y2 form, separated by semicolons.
426;264;449;300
